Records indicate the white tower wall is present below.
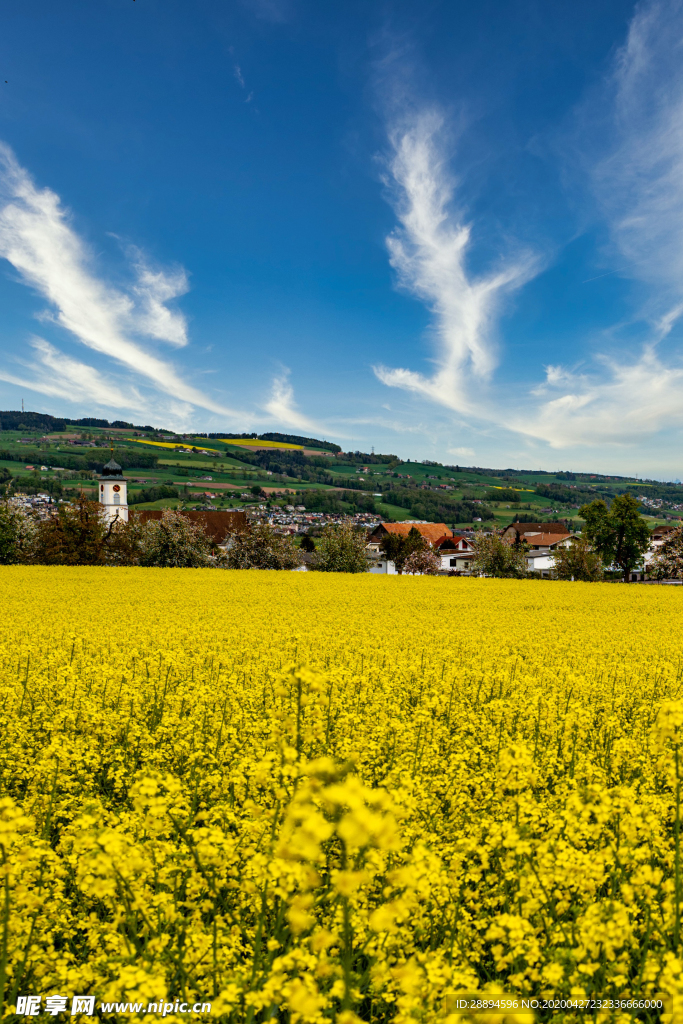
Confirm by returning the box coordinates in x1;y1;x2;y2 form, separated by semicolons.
99;477;128;523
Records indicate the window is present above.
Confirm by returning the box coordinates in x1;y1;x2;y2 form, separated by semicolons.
114;494;120;504
450;557;457;567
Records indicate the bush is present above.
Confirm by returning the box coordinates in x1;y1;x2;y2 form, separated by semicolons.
139;509;213;568
311;524;369;573
551;538;604;582
403;548;440;575
0;502;35;564
648;523;683;580
379;527;430;574
471;533;528;578
225;523;303;570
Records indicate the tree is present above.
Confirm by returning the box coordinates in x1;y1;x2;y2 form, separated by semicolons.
311;524;369;573
403;548;440;575
225;522;303;570
379;527;428;574
471;533;528;578
139;509;213;568
32;496;110;565
648;524;683;580
0;501;35;564
484;488;520;503
299;533;316;553
579;494;650;582
551;538;604;582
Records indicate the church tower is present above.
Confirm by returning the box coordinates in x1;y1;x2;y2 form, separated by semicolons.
99;458;128;523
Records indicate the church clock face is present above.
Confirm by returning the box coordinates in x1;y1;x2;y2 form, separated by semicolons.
113;485;120;492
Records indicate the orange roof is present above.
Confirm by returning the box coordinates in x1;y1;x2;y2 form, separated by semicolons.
524;533;571;548
370;522;452;544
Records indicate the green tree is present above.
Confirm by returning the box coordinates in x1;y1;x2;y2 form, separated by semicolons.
579;494;650;582
648;524;683;580
311;524;369;573
484;488;520;503
379;527;428;574
225;522;303;570
299;533;316;553
471;533;528;578
551;538;604;582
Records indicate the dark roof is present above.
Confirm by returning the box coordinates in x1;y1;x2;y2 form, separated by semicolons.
502;522;570;537
367;522;452;544
134;509;248;544
101;459;123;477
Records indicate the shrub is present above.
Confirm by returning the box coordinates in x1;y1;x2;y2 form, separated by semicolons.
225;522;303;570
311;524;369;573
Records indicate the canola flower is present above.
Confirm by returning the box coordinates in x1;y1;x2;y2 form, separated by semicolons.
1;568;683;1022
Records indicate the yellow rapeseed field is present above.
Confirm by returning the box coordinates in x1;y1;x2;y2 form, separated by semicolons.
1;568;683;1023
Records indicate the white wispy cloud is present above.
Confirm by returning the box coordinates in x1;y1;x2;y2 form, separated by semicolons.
0;336;138;410
513;347;683;448
264;368;319;432
0;143;240;417
375;9;683;456
523;0;683;448
593;0;683;298
374;111;537;414
129;248;189;347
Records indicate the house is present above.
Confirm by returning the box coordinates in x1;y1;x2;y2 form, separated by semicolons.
366;522;452;555
525;550;557;577
501;522;573;549
368;558;398;575
650;524;679;549
433;534;474;572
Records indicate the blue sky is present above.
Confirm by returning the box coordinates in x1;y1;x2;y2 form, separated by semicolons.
1;0;683;474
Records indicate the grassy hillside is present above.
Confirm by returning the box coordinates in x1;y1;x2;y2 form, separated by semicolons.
0;415;676;527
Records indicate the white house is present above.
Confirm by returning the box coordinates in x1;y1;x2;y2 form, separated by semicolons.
433;534;474;572
525;550;556;576
368;559;398;574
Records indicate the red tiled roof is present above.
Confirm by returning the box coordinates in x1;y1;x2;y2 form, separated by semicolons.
435;535;469;550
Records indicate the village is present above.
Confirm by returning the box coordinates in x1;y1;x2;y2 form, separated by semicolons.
6;461;677;581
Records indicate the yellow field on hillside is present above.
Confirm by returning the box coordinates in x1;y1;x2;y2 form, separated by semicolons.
1;569;682;1022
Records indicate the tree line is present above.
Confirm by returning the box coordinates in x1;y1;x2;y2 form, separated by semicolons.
0;500;373;572
471;494;653;582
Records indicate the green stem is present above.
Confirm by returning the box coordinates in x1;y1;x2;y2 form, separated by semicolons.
675;743;681;950
342;896;352;1011
0;850;10;1020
